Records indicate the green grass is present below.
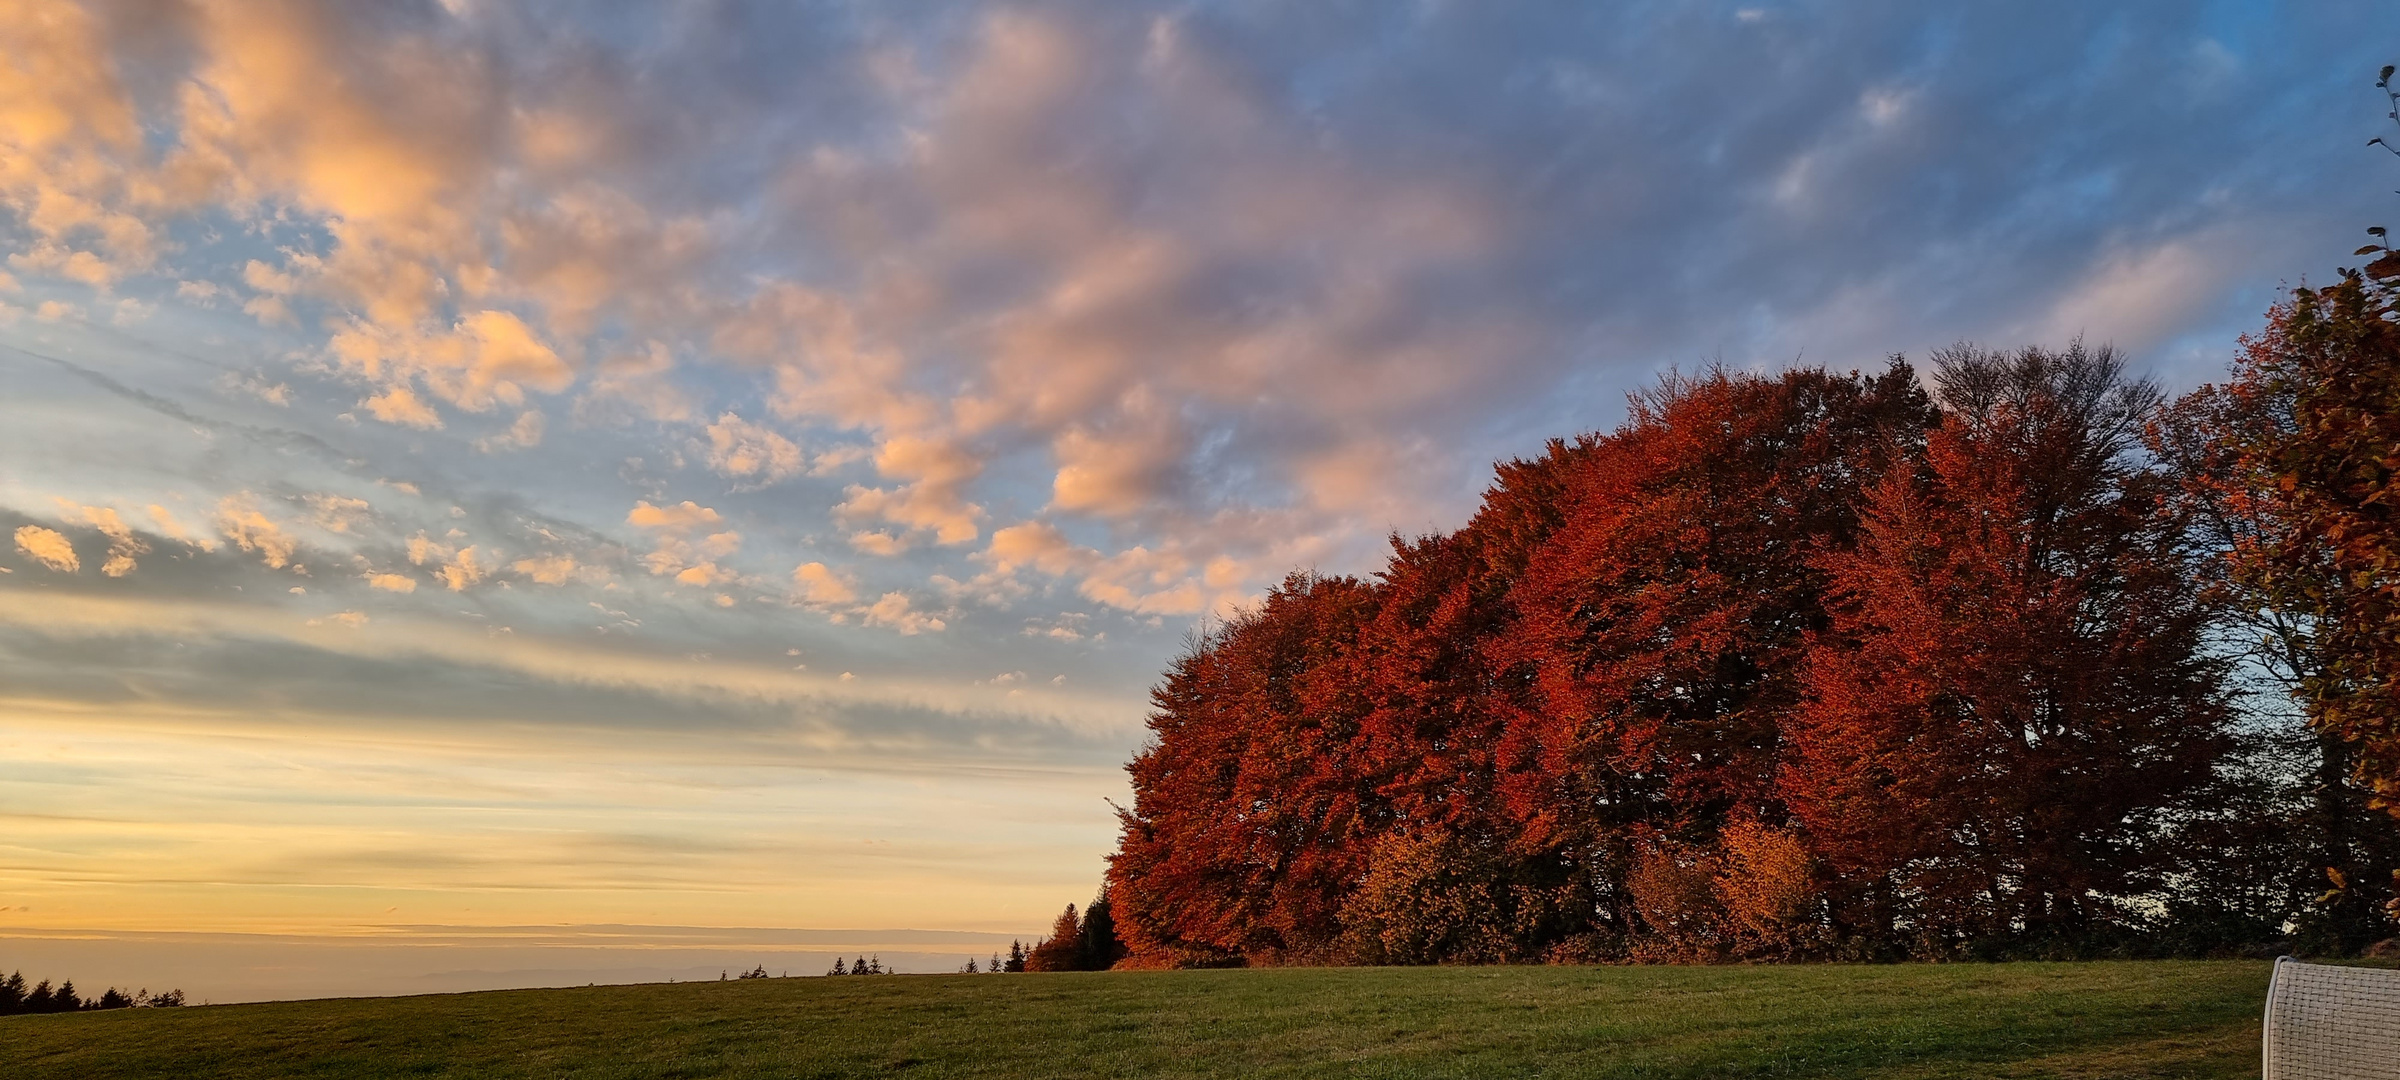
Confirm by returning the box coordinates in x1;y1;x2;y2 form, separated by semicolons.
0;961;2271;1079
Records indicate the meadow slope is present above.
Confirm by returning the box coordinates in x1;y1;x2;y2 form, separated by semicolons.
0;961;2270;1079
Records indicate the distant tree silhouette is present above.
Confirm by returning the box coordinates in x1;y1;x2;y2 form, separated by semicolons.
1078;886;1128;970
1004;941;1026;972
0;971;22;1013
827;957;847;976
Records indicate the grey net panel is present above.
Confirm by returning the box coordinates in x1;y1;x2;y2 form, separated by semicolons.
2263;957;2400;1080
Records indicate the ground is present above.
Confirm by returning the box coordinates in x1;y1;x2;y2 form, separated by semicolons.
0;961;2272;1079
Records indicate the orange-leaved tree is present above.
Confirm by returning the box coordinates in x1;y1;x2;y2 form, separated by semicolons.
1784;344;2235;956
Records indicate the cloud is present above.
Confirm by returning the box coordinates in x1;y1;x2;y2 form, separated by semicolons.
836;436;985;548
14;525;79;573
474;409;546;453
791;562;858;606
577;341;694;424
332;311;575;421
627;500;738;586
860;592;945;635
437;546;487;591
626;500;723;532
367;572;419;593
363;382;442;429
703;413;804;484
510;554;581;586
215;495;299;570
146;505;218;552
982;521;1094;578
55;503;151;576
304;494;372;534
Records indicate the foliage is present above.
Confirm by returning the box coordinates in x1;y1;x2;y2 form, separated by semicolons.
1025;887;1132;971
2217;278;2400;814
1787;344;2236;958
1108;354;2294;964
1082;64;2400;968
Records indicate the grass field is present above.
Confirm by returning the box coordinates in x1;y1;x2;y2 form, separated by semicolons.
0;961;2273;1079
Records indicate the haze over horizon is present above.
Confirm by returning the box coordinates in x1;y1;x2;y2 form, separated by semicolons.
1;0;2392;999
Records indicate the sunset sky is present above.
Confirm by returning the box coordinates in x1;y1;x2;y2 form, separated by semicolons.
1;0;2393;998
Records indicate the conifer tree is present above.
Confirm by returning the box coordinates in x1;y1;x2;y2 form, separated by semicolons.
1025;905;1082;971
1078;886;1126;970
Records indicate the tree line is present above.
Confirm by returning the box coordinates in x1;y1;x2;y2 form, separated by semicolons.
1092;69;2400;967
0;970;183;1015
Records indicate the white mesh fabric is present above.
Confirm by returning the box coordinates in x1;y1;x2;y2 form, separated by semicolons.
2263;957;2400;1080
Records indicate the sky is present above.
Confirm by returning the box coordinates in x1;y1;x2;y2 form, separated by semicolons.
1;0;2395;999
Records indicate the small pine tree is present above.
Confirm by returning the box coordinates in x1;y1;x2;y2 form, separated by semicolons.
52;980;80;1012
989;951;1003;973
962;957;979;973
26;980;53;1013
98;988;133;1009
853;955;869;976
0;971;23;1015
829;957;847;976
866;955;883;975
1005;940;1026;972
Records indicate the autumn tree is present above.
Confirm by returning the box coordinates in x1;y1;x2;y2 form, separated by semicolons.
1784;344;2236;956
1024;904;1083;972
1494;362;1935;954
1110;572;1383;965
